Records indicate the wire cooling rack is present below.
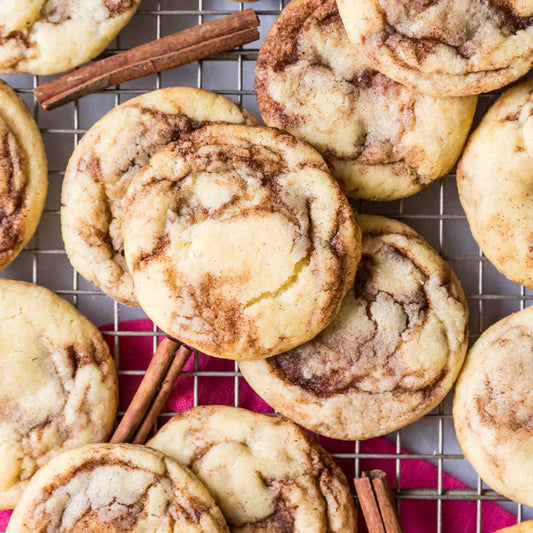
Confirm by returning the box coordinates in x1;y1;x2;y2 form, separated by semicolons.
1;1;532;531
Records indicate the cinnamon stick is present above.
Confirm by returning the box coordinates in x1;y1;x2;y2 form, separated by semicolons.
354;474;386;533
132;344;191;444
110;337;186;444
369;471;403;533
34;9;260;111
354;470;403;533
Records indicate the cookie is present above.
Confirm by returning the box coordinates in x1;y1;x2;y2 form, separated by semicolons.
496;523;533;533
148;406;357;532
7;443;229;532
62;87;257;305
122;124;360;360
454;306;533;507
0;80;47;269
0;1;140;75
240;215;469;440
0;280;117;510
336;0;533;97
255;0;477;201
458;79;533;289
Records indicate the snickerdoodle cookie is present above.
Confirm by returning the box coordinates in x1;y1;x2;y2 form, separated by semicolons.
458;79;533;288
148;406;357;532
454;306;533;507
122;124;360;360
7;443;229;532
336;0;533;96
496;522;533;533
0;80;47;269
0;280;117;510
62;87;257;305
255;0;477;201
0;1;141;74
240;215;469;440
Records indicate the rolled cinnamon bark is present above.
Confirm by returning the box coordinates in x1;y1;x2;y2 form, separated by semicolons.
34;9;260;110
110;337;180;444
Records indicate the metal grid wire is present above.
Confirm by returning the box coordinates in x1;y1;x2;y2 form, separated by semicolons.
1;0;532;531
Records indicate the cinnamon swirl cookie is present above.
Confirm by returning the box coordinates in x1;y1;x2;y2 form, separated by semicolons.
7;443;229;532
0;0;141;75
496;523;533;533
240;215;469;440
0;80;47;269
454;306;533;507
123;124;359;360
0;280;117;510
255;0;477;201
458;79;533;288
148;406;357;532
336;0;533;96
62;87;257;305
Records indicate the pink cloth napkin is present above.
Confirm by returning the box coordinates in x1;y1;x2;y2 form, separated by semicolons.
0;319;518;532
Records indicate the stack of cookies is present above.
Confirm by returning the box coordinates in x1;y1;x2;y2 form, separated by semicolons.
0;0;533;530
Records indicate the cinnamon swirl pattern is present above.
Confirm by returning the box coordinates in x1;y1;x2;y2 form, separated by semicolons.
7;444;229;532
62;87;257;305
458;79;533;289
454;306;533;507
0;80;46;270
255;0;477;201
0;280;117;510
240;215;469;440
122;124;360;360
148;406;357;532
336;0;533;96
0;0;141;74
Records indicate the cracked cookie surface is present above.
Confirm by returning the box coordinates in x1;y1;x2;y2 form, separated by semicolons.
122;124;360;360
454;306;533;507
62;88;257;306
458;79;533;289
0;280;117;510
336;0;533;96
0;0;141;74
0;80;47;270
6;443;229;532
255;0;477;201
148;406;357;532
240;215;469;440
